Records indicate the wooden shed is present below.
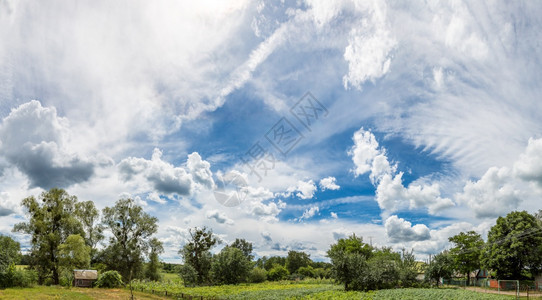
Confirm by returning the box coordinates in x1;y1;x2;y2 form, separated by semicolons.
73;269;98;287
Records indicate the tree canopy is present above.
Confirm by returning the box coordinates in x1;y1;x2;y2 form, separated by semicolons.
448;231;484;284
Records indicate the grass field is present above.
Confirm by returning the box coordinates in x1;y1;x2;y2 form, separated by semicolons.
0;286;169;300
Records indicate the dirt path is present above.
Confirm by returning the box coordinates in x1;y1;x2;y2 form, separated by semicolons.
465;286;542;298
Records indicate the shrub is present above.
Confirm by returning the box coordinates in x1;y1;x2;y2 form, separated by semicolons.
0;264;38;288
298;266;316;278
95;270;123;288
267;264;289;281
179;264;198;287
248;267;267;283
211;246;251;285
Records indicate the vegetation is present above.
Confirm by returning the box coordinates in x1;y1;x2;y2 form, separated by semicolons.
211;246;252;284
101;198;159;282
481;211;542;279
95;270;123;288
178;226;218;285
425;251;454;287
449;231;484;285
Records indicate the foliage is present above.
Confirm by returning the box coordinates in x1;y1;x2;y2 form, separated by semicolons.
179;264;198;287
13;188;83;285
255;256;287;271
481;211;542;279
425;251;454;287
285;251;311;275
0;285;170;299
0;235;21;272
397;249;419;287
298;265;316;278
0;263;38;288
327;234;372;291
179;226;218;285
230;239;254;260
267;264;289;281
58;234;91;287
248;267;267;283
144;238;164;281
211;246;252;284
74;200;104;262
95;270;123;288
449;231;484;284
101;198;159;282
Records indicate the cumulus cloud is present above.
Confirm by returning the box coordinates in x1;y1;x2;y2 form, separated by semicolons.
118;148;194;196
0;101;95;189
248;200;286;222
456;166;521;219
349;128;382;177
287;180;317;200
319;176;340;191
385;215;430;243
0;192;17;217
330;212;338;219
206;210;234;225
299;206;319;221
147;192;166;204
514;138;542;187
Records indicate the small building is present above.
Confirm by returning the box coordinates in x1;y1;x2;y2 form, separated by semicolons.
73;269;98;287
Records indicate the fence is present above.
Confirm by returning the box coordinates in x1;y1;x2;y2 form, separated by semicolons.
131;285;220;300
443;279;542;299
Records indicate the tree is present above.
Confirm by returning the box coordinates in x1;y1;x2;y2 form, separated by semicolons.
448;231;484;285
179;227;218;285
285;250;311;275
481;211;542;279
425;251;454;287
397;249;419;287
257;256;286;271
75;200;104;261
0;235;21;272
230;238;254;260
58;234;91;286
13;188;83;284
102;198;159;282
327;234;373;291
145;238;164;281
211;246;251;284
267;264;289;281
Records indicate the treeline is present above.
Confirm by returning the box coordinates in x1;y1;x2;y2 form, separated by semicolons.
0;188;162;288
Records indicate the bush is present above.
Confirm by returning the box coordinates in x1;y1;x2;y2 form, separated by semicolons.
95;270;123;288
248;267;267;283
298;266;316;278
211;246;251;285
267;264;289;281
179;264;198;287
0;264;38;288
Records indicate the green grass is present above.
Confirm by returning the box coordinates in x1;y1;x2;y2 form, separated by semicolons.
159;272;182;283
304;288;515;300
0;285;169;300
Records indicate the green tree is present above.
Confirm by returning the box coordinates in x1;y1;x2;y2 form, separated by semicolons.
0;235;21;272
13;188;83;284
397;249;418;287
145;238;164;281
267;264;289;281
425;251;454;287
230;238;254;260
481;211;542;279
75;200;104;261
448;231;484;285
248;267;267;283
257;256;286;271
58;234;91;286
211;246;251;284
327;234;373;291
285;250;311;274
298;265;316;278
366;247;400;290
179;227;218;285
102;198;159;282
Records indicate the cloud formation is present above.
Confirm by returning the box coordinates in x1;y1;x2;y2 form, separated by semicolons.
319;176;340;191
385;215;430;243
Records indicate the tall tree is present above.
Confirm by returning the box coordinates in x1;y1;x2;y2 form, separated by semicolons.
13;188;83;284
425;251;454;287
58;234;91;286
145;238;164;281
449;231;484;285
285;250;311;274
481;211;542;279
102;198;159;282
179;227;218;285
230;238;253;260
211;246;251;284
0;235;21;272
327;234;373;291
75;200;104;260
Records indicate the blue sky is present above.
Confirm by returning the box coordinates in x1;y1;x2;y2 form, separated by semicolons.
1;0;542;262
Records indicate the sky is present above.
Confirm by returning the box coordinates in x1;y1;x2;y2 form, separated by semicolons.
1;0;542;263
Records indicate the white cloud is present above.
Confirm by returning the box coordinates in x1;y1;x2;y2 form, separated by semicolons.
349;127;381;177
514;138;542;188
385;215;430;243
330;212;338;219
187;152;215;189
456;166;521;219
0;101;96;188
118;148;194;196
319;176;340;191
287;180;317;200
299;206;319;221
147;192;166;204
206;210;234;225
